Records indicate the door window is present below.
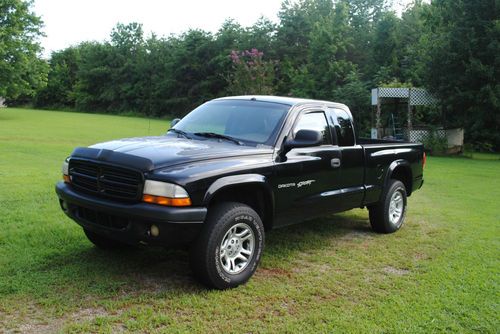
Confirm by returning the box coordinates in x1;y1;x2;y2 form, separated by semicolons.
293;112;332;145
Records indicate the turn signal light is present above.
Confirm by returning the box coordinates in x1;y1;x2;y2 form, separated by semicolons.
142;194;191;207
63;174;71;183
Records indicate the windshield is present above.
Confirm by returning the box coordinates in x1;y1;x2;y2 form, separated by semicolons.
173;100;290;145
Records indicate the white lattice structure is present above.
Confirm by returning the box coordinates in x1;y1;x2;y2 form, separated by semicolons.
371;88;437;106
371;87;438;139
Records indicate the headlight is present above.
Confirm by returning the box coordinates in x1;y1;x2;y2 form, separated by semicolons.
62;158;70;183
142;180;191;206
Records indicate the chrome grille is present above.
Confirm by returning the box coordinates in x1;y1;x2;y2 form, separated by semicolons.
69;159;143;201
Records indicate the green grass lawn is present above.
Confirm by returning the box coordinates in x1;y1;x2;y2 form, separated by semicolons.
0;108;498;333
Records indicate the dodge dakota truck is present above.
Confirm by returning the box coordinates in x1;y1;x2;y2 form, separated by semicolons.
56;96;424;289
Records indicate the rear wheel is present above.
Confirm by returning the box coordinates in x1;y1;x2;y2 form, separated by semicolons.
369;179;407;233
189;202;264;289
83;228;132;250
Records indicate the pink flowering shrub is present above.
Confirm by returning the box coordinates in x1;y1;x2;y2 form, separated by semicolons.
227;48;276;95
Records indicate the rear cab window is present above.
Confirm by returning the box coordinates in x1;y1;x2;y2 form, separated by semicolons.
328;108;355;146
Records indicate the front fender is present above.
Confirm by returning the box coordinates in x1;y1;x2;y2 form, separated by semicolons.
203;174;271;205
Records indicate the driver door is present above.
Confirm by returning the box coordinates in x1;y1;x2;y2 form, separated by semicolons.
272;109;342;227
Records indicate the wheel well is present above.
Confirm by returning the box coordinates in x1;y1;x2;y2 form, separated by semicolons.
207;184;273;230
391;166;412;196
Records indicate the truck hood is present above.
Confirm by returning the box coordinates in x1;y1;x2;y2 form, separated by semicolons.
86;136;272;170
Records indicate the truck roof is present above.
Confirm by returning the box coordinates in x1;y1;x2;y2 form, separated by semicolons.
215;95;350;111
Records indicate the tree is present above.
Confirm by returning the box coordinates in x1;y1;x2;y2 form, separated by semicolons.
287;1;357;100
0;0;48;99
422;0;500;150
373;12;400;80
21;0;499;151
73;41;116;112
397;1;430;86
35;47;79;107
226;48;276;95
341;0;388;80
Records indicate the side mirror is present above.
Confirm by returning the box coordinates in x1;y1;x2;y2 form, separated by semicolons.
283;129;322;155
171;118;181;127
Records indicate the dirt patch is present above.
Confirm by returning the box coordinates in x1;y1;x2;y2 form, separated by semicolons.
413;252;429;261
383;266;410;276
4;305;111;334
69;306;108;322
291;260;333;275
13;322;59;334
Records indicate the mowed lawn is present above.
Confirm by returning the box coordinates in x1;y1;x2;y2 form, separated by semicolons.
0;108;498;333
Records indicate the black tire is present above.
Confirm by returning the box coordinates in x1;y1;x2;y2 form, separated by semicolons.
189;202;265;289
83;228;132;250
369;179;407;233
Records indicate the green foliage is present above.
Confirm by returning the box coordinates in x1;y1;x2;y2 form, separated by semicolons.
7;0;499;150
0;0;48;99
380;79;413;88
331;70;371;132
34;47;80;108
421;0;500;150
422;129;448;155
226;49;276;95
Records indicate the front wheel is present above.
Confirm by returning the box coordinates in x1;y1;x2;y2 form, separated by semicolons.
189;202;264;289
369;179;407;233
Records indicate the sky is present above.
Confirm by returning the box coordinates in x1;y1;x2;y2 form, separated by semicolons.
33;0;284;57
33;0;413;58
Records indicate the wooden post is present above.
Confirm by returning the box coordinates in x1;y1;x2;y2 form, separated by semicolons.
407;88;413;141
376;88;381;139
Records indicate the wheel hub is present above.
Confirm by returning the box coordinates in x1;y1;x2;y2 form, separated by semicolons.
388;190;404;225
219;223;255;275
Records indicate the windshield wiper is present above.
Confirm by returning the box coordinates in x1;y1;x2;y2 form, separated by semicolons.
167;128;191;139
194;132;244;146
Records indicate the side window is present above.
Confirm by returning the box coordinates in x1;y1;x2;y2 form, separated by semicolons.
293;111;332;145
331;108;355;146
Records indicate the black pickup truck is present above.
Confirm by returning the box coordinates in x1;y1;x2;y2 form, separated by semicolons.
56;96;424;289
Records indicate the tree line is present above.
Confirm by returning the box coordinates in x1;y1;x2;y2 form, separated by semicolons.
2;0;499;150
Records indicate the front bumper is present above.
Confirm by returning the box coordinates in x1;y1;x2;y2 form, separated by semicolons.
55;182;207;246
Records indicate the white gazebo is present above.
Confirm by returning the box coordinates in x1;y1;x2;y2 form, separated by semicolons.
371;87;437;139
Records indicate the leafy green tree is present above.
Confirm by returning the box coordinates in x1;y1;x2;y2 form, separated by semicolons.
422;0;500;150
21;0;499;150
73;41;116;111
0;0;48;99
373;12;401;80
332;70;370;134
397;0;430;86
226;49;276;95
35;47;79;107
245;18;277;55
287;1;357;100
74;23;146;113
109;23;146;112
340;0;388;80
162;29;222;115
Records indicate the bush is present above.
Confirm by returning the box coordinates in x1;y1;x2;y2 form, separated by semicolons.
422;130;448;155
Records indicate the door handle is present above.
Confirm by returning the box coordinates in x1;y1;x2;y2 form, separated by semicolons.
331;158;341;168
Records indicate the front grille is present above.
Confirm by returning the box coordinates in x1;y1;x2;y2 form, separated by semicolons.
75;206;129;230
69;159;143;201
